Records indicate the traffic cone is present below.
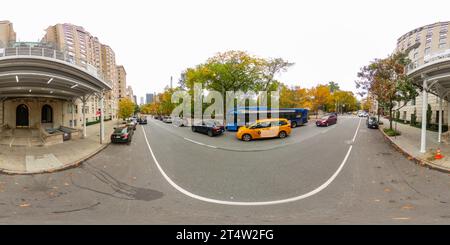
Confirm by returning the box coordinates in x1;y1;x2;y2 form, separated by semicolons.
435;148;444;160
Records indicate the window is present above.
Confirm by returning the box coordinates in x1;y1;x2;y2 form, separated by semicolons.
41;105;53;123
413;52;419;59
425;47;431;55
439;43;447;49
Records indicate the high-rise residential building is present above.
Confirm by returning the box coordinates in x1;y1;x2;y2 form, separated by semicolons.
42;23;106;122
133;95;137;105
126;86;134;102
394;21;450;125
101;44;118;119
146;93;154;104
42;23;102;71
0;20;16;48
42;23;126;121
140;97;144;105
117;65;127;101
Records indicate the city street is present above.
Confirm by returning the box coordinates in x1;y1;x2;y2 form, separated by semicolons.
1;116;449;224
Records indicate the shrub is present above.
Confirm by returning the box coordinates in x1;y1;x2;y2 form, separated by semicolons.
384;128;401;137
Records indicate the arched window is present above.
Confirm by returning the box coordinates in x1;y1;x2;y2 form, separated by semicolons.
16;104;29;127
41;105;53;123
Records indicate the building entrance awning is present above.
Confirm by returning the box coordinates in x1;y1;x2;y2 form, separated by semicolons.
407;57;450;153
0;47;111;100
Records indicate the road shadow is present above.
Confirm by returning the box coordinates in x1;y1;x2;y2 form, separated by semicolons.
71;163;163;202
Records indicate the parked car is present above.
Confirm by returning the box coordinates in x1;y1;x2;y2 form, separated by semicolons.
126;120;137;130
236;118;292;142
173;117;188;127
162;116;173;123
358;111;369;117
316;114;338;127
138;116;147;125
153;115;161;120
367;117;379;129
111;126;134;145
191;120;225;137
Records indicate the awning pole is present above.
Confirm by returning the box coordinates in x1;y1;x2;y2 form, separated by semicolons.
420;79;428;153
439;97;443;143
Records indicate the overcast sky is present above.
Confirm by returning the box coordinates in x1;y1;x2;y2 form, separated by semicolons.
3;0;450;100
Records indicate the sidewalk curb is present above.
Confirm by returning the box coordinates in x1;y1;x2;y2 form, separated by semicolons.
0;143;110;175
379;127;450;174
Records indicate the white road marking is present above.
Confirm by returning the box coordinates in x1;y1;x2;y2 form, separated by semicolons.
352;118;362;143
142;118;362;206
184;137;218;149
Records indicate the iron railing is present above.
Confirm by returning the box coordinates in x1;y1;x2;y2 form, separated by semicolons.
0;47;110;85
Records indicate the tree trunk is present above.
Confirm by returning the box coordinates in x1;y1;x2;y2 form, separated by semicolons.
389;104;393;130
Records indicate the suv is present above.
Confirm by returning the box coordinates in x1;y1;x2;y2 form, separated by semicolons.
139;117;148;125
367;117;379;129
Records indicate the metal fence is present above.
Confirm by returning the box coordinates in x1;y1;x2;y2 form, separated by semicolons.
0;47;109;85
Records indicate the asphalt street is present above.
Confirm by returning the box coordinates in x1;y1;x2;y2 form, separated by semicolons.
1;116;450;224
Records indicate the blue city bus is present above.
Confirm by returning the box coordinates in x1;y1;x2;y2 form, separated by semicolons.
226;107;309;131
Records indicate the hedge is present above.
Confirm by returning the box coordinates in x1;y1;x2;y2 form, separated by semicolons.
391;118;448;132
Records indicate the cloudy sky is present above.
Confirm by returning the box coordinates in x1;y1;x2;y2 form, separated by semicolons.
3;0;450;100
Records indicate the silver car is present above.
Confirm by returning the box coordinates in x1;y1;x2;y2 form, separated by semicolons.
173;117;188;127
162;116;173;123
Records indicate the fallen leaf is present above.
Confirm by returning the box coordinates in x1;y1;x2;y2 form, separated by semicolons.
64;183;69;186
384;188;391;193
401;204;415;210
19;203;31;208
392;217;410;220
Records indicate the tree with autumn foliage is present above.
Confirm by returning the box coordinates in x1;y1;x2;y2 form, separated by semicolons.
356;52;417;130
118;98;135;120
308;84;332;118
329;90;358;113
279;84;310;109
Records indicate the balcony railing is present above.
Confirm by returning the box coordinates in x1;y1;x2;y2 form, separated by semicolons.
407;49;450;74
0;47;109;85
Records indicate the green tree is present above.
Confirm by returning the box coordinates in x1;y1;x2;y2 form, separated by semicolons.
328;81;340;93
183;51;294;119
118;98;135;120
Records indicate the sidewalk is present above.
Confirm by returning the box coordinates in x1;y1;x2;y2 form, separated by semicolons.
0;120;118;174
379;117;450;172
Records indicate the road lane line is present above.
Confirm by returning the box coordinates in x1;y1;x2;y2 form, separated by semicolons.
184;137;217;149
142;119;361;206
352;118;362;143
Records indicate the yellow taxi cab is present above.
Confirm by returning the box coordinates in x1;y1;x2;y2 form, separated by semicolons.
236;118;292;142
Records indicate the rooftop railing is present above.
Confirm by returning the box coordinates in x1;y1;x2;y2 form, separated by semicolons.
407;49;450;74
0;47;110;85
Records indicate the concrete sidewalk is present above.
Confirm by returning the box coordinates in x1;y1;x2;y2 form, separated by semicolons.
379;117;450;172
0;120;118;174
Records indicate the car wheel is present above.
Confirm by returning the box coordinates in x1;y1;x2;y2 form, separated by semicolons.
326;122;329;127
291;122;297;128
242;134;252;142
208;130;213;137
279;131;287;138
191;127;196;132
